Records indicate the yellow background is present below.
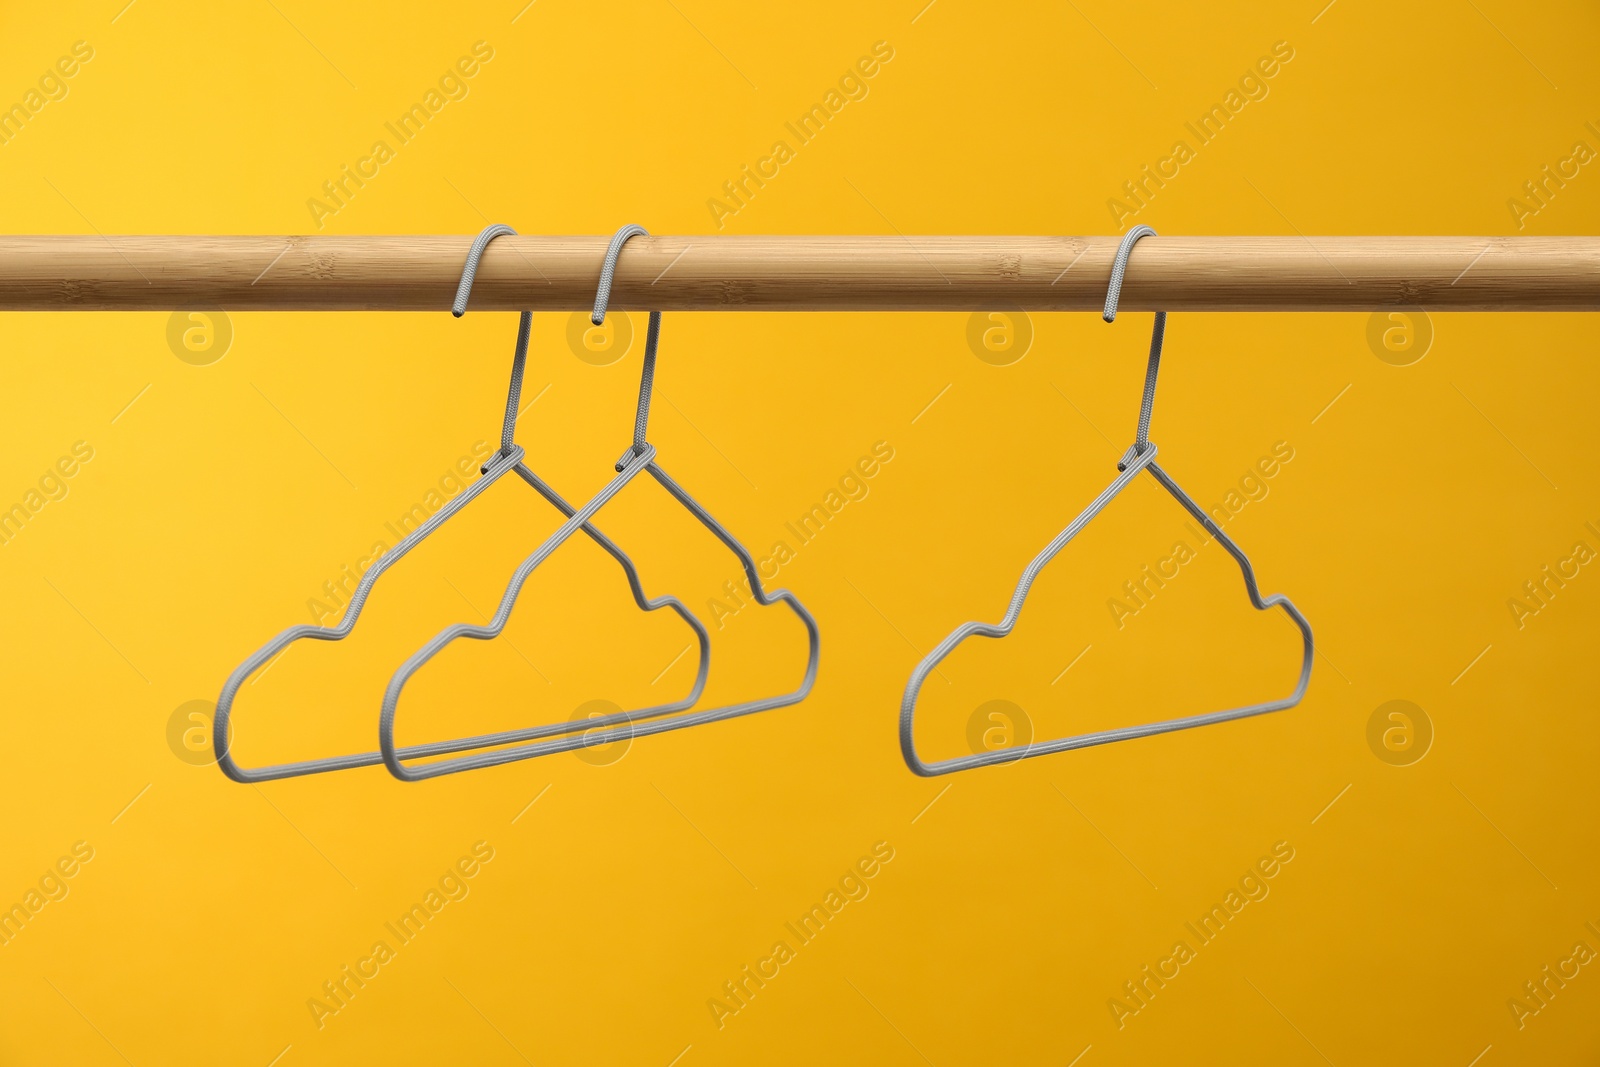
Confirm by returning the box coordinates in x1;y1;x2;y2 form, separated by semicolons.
0;1;1596;1063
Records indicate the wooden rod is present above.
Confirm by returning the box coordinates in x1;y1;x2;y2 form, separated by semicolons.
0;235;1594;312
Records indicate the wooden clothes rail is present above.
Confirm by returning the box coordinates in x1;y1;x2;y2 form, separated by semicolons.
0;235;1594;312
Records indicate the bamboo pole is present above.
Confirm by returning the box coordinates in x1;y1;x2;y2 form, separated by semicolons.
0;235;1594;312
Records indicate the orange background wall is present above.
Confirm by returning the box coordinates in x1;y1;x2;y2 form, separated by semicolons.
0;1;1596;1064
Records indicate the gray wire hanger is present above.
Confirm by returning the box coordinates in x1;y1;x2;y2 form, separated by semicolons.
213;225;710;782
898;225;1314;777
377;225;821;781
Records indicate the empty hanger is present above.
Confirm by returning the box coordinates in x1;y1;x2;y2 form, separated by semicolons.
378;224;820;781
212;224;709;782
898;225;1314;777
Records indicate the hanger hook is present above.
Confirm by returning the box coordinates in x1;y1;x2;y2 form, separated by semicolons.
1104;226;1167;472
592;224;649;325
1103;224;1155;323
454;223;517;317
591;225;663;472
454;224;530;469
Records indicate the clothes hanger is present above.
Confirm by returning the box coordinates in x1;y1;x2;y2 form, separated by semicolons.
212;225;710;782
898;225;1314;777
378;225;821;781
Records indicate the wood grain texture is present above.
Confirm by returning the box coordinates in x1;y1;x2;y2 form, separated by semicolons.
0;235;1594;311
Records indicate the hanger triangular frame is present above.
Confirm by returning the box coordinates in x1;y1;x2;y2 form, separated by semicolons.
213;226;710;783
898;226;1313;777
377;226;820;781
